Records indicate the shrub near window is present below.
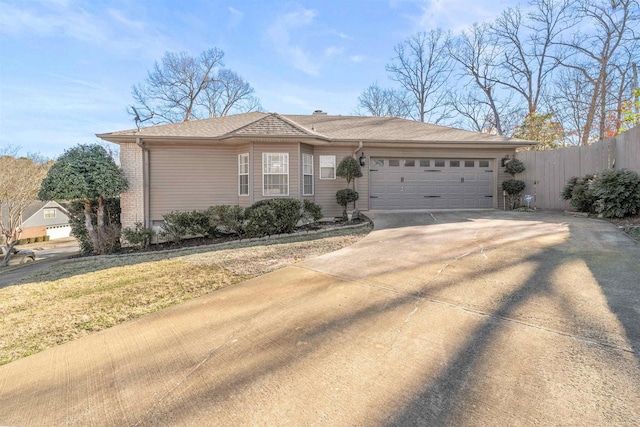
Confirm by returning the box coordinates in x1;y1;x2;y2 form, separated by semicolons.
245;198;302;237
336;189;359;219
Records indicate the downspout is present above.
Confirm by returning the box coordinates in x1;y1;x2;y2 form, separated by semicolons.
135;137;151;227
353;141;364;210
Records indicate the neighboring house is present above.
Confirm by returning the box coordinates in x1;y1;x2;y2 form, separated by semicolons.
97;111;536;230
1;200;71;240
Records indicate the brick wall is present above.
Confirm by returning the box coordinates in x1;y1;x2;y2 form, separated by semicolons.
119;143;145;229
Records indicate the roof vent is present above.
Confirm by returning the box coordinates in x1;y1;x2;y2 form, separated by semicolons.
312;110;327;115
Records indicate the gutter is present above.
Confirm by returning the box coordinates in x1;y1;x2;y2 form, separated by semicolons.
136;138;151;228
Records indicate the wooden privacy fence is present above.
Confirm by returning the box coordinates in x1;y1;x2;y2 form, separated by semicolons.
516;127;640;210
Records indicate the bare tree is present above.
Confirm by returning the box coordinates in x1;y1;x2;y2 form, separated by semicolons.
200;69;262;117
386;30;454;123
449;23;509;135
553;0;639;144
0;150;50;266
490;1;572;115
355;83;411;117
130;48;261;125
447;90;518;135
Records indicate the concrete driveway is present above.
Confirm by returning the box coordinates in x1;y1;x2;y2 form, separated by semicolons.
1;210;639;426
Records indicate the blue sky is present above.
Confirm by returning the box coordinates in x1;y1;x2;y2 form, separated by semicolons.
0;0;522;159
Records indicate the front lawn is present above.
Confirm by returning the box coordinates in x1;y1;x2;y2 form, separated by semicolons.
0;227;369;365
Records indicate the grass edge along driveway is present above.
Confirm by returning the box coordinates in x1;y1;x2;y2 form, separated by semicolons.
0;226;370;365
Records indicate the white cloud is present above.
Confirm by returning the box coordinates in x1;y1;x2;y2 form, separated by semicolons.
350;54;365;63
266;8;320;76
228;6;244;28
0;2;180;60
400;0;518;33
324;46;344;57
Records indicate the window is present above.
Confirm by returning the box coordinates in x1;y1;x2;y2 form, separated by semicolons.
450;160;460;167
404;160;415;167
435;160;445;167
465;160;475;167
302;153;314;195
263;153;289;195
319;155;336;179
44;208;56;219
420;160;430;167
372;159;384;167
389;159;400;167
238;153;249;196
479;160;490;168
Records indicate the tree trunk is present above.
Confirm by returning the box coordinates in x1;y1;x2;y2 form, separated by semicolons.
97;196;105;228
84;198;99;250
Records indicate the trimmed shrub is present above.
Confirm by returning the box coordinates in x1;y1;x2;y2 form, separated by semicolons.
592;169;640;218
505;158;526;176
35;237;43;243
208;205;245;236
44;235;50;242
245;198;302;237
502;179;526;209
561;175;597;214
302;199;323;225
122;221;156;249
336;156;363;187
336;188;359;219
245;204;276;237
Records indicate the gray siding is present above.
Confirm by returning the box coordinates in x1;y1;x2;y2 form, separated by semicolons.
314;147;359;218
22;205;69;228
149;146;237;220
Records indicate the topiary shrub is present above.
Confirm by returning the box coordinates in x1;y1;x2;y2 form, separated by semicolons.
561;175;597;214
302;199;323;225
122;221;156;249
336;188;359;219
592;169;640;218
505;158;526;176
502;179;526;209
502;157;526;209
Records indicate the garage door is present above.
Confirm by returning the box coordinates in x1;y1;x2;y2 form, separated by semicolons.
46;225;72;240
369;158;494;209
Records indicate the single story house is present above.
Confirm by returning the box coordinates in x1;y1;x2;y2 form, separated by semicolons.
97;111;536;230
1;200;71;240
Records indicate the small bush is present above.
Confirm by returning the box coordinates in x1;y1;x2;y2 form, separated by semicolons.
336;188;359;218
159;211;191;243
159;210;218;243
592;169;640;218
561;175;597;213
208;205;245;236
302;199;323;224
122;222;156;249
44;236;50;242
35;237;43;242
94;224;121;254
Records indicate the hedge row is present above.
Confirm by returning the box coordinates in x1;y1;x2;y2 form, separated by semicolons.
122;198;323;247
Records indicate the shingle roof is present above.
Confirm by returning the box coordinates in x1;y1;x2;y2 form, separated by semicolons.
97;112;534;145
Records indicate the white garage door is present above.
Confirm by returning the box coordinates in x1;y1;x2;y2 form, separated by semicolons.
46;225;72;240
369;158;494;209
